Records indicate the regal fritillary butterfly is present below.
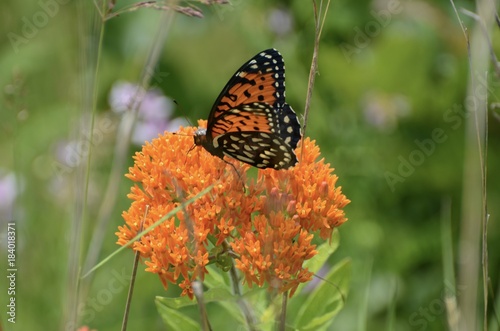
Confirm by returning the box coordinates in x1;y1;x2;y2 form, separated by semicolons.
194;49;302;170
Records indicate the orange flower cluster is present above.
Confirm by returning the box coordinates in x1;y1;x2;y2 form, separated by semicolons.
117;121;350;298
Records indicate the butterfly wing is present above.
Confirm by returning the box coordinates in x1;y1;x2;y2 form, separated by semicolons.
207;48;287;137
214;131;298;170
200;48;302;169
211;103;300;169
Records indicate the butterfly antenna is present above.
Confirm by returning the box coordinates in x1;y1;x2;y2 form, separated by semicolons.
172;99;195;127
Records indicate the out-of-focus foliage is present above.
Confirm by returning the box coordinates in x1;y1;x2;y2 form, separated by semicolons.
1;0;499;330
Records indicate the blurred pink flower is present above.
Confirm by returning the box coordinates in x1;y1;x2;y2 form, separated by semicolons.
268;7;293;37
109;81;188;144
0;170;23;220
362;91;410;132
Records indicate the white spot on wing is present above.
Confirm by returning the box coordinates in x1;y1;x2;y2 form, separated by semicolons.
235;154;255;163
264;150;276;156
243;150;255;158
213;137;220;148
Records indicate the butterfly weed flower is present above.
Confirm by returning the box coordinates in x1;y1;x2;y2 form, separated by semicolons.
231;137;350;296
116;121;350;299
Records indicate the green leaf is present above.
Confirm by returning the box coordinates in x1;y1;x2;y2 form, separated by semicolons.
156;287;236;309
201;265;247;323
155;288;245;330
155;297;200;331
156;287;248;326
307;229;340;272
287;230;340;301
156;289;248;330
203;264;231;290
293;258;351;330
298;229;340;290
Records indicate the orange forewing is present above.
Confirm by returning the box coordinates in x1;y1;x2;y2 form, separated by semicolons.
216;73;277;111
210;111;274;138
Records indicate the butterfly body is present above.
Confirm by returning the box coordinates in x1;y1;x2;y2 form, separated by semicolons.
194;49;301;170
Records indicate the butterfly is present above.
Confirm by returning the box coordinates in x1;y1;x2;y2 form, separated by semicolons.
194;49;302;170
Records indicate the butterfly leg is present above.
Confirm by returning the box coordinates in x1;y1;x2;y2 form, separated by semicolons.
219;158;246;193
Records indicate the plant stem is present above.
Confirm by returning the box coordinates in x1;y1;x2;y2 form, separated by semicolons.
228;259;258;331
121;209;147;331
278;292;288;331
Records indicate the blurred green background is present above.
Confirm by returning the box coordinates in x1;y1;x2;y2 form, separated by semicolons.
1;0;499;330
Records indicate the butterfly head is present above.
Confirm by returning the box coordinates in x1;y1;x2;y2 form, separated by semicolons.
192;128;207;151
193;128;207;144
193;127;223;158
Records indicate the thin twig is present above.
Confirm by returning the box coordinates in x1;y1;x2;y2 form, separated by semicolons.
449;0;468;40
482;215;489;331
121;206;148;331
302;0;331;141
104;1;204;20
224;240;257;331
81;0;178;294
193;281;213;331
481;71;489;331
63;1;106;328
460;8;500;76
